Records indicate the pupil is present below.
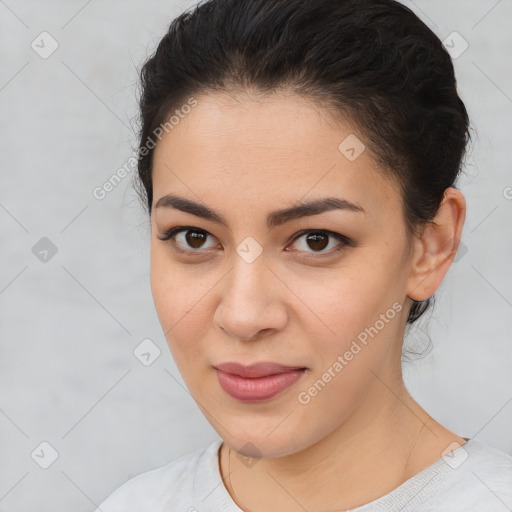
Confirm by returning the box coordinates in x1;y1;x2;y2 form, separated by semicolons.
307;233;328;251
187;230;206;249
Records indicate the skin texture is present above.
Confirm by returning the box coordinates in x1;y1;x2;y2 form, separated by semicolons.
150;91;467;511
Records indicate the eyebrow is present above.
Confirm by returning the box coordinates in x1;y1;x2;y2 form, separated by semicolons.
154;194;365;230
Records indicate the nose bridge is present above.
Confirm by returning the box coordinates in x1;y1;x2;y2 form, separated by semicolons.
225;231;268;294
226;246;270;308
215;246;285;340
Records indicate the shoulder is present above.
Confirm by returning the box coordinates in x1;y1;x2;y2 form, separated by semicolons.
419;438;512;511
94;439;223;512
451;439;512;491
352;438;512;512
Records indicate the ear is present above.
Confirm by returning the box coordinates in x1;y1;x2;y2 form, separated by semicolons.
406;187;466;302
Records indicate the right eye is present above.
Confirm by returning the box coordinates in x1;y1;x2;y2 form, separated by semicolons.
158;226;219;253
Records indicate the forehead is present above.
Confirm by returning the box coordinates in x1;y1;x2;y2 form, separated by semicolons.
151;92;400;221
155;91;356;161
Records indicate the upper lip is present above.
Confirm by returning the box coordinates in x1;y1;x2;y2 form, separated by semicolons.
213;362;306;378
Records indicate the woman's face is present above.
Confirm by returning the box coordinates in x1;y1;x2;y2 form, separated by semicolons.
150;91;415;458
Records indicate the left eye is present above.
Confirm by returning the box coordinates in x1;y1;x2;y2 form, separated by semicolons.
158;227;350;256
289;230;349;254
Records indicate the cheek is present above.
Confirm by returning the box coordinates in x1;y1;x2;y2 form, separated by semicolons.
300;263;399;340
294;257;405;391
293;271;404;420
150;247;211;361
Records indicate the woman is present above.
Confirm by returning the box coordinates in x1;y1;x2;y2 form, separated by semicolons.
97;0;512;510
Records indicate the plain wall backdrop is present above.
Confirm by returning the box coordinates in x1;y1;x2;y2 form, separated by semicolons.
0;1;511;511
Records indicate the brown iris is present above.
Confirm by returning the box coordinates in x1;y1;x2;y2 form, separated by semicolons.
305;232;329;251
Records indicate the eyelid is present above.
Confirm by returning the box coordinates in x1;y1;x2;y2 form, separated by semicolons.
158;226;352;256
289;229;351;248
157;226;219;255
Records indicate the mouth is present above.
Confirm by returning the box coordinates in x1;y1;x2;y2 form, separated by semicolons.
213;362;308;402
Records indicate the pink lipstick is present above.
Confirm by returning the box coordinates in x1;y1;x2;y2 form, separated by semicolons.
213;362;307;402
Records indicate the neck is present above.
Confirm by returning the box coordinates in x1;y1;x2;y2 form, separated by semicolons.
220;384;462;511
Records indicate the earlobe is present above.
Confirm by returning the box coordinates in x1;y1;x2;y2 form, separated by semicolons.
406;187;466;302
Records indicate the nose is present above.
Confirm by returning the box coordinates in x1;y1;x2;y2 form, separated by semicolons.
213;255;288;342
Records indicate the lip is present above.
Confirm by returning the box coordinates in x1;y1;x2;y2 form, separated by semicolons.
213;362;307;402
214;361;306;378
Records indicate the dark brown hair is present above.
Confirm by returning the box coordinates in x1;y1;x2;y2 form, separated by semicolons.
133;0;471;325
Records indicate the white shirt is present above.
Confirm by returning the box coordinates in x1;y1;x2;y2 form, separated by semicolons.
95;437;512;511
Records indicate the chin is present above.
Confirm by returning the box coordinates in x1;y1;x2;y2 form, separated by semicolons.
221;430;310;460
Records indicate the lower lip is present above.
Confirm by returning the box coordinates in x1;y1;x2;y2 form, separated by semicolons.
215;368;306;402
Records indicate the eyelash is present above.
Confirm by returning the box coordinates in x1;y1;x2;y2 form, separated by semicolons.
157;226;352;258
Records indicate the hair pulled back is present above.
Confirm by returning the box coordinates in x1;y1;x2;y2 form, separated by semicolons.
134;0;471;325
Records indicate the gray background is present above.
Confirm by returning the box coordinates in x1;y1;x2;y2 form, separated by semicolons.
0;1;511;511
